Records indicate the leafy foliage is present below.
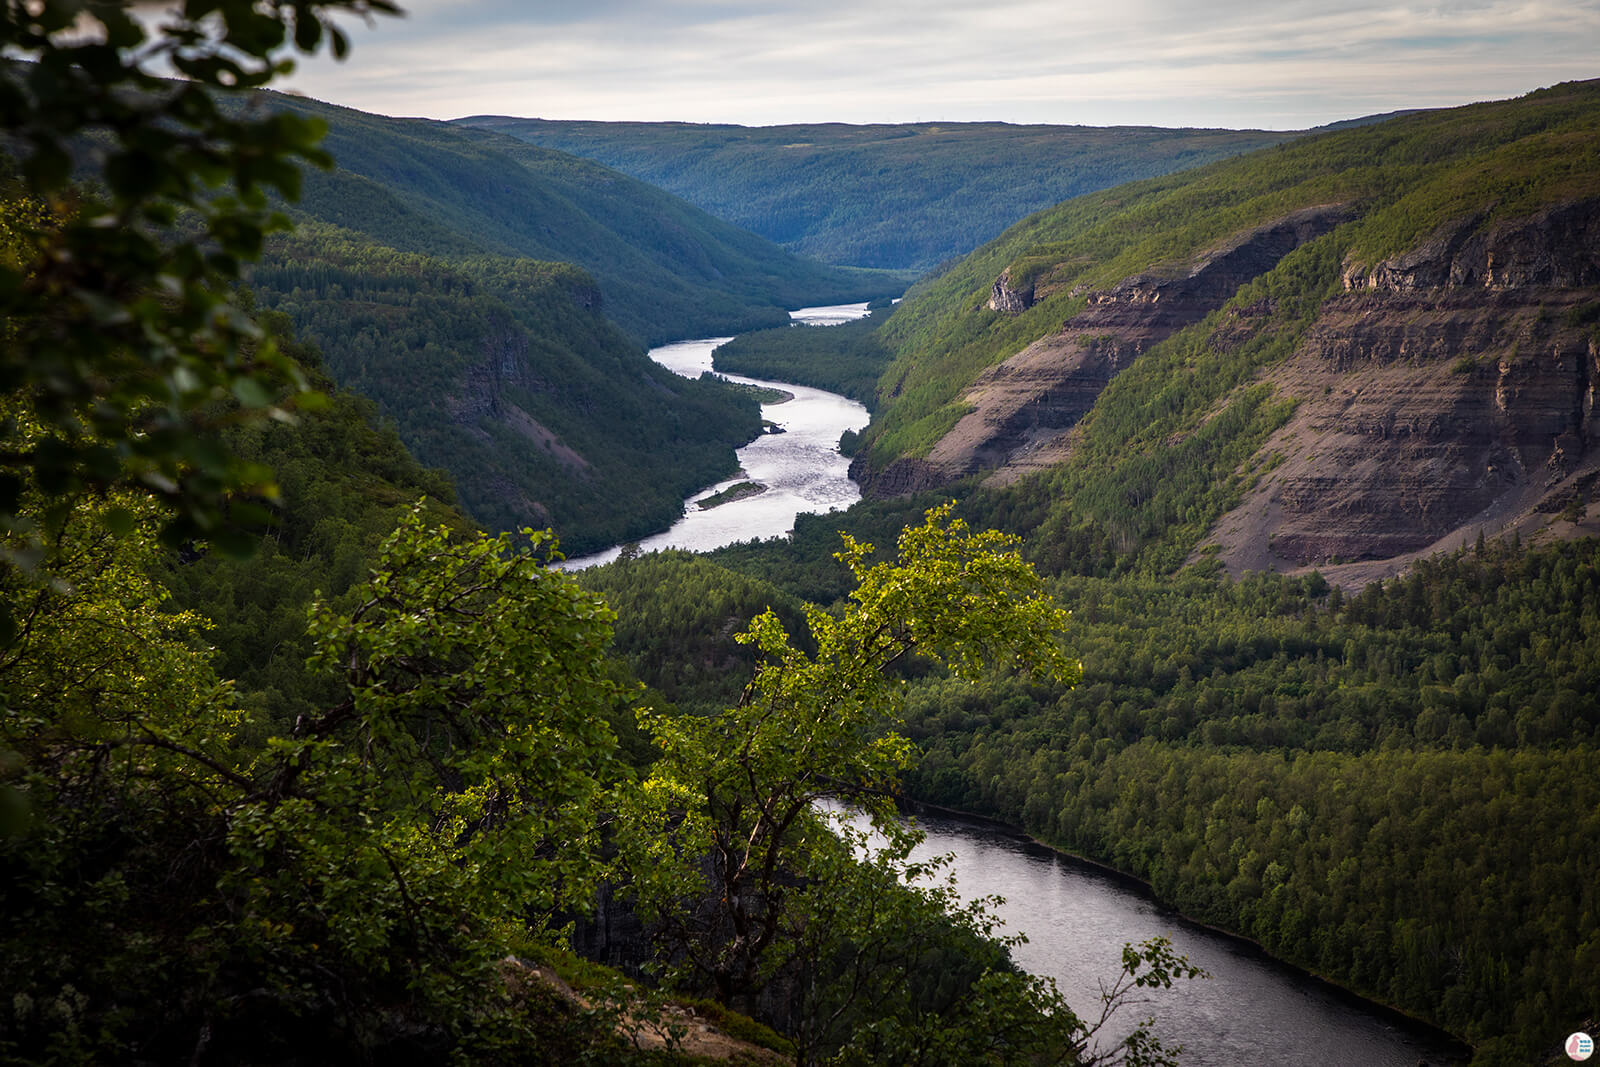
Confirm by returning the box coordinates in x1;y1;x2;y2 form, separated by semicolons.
0;0;396;573
1;502;630;1062
623;507;1096;1063
577;549;812;718
158;316;462;728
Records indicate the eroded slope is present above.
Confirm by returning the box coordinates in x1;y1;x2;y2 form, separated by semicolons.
856;80;1600;578
1209;199;1600;578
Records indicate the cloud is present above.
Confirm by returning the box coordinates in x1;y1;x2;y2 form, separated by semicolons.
285;0;1600;128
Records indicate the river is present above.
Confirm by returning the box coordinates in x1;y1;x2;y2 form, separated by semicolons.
903;811;1465;1066
559;302;872;569
564;305;1466;1064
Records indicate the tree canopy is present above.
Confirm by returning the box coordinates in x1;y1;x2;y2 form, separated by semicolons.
0;0;397;577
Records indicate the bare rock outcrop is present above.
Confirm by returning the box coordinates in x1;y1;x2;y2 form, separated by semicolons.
443;302;596;523
848;452;949;497
988;266;1035;312
864;204;1353;492
1344;198;1600;292
1209;202;1600;577
449;323;539;424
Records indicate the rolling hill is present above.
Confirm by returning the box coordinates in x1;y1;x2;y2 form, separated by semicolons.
239;92;904;553
454;116;1291;271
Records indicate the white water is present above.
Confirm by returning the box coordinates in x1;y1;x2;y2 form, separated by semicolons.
560;303;871;569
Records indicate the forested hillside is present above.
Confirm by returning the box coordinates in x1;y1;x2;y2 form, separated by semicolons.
268;93;904;345
633;491;1596;1064
3;11;1181;1059
456;116;1289;270
9;3;1597;1063
224;92;907;551
897;540;1600;1064
853;79;1600;580
650;81;1600;1065
247;223;765;553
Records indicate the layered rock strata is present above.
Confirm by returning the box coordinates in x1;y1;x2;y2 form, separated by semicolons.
1209;200;1600;574
856;205;1351;494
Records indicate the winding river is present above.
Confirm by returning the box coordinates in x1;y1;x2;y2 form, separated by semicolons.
559;303;871;569
565;304;1466;1064
903;811;1464;1066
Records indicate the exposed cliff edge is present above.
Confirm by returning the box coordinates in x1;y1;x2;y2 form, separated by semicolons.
860;193;1600;580
856;205;1353;495
445;305;597;526
1204;199;1600;582
1342;198;1600;292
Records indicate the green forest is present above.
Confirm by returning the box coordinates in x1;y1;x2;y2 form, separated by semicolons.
230;92;907;555
0;6;1185;1065
4;3;1598;1065
247;221;767;554
635;79;1600;1064
457;117;1291;271
274;94;908;346
611;494;1591;1065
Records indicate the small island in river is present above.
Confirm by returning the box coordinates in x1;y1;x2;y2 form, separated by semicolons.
696;481;768;510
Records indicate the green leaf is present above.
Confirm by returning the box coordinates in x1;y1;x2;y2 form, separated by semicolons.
231;377;275;409
100;506;137;536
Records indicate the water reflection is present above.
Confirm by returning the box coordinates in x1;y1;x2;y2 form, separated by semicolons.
908;812;1463;1067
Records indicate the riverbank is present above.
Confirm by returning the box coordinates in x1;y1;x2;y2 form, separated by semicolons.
558;304;872;570
899;796;1472;1065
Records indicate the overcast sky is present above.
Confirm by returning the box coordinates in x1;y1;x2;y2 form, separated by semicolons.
282;0;1600;130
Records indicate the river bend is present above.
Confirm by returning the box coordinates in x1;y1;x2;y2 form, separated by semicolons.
564;304;1465;1064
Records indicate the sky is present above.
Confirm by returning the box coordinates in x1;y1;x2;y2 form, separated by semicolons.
282;0;1600;130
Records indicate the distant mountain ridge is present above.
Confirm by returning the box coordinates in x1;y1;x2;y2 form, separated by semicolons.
455;116;1291;270
241;92;901;552
270;92;903;345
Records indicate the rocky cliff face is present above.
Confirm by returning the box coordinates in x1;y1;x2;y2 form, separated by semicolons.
847;451;949;497
443;299;600;524
988;267;1035;313
1343;199;1600;292
1207;200;1600;577
859;205;1352;493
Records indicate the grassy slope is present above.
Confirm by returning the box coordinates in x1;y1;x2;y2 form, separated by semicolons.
456;116;1290;271
864;80;1600;498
